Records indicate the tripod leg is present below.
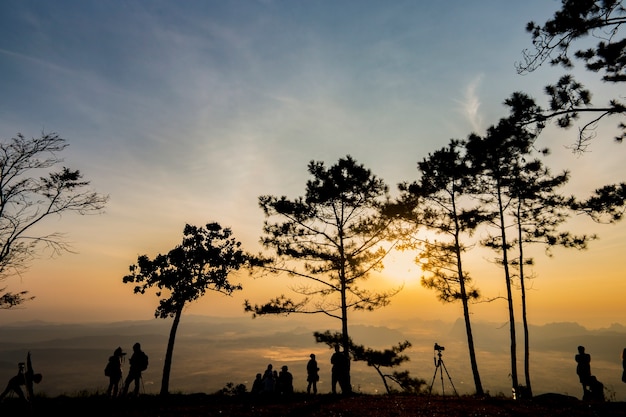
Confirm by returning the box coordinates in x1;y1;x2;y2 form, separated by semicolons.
439;361;445;396
439;360;458;396
428;363;439;394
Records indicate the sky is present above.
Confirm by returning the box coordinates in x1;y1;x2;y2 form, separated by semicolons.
0;0;624;330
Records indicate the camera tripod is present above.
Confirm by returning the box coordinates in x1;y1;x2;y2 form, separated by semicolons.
428;348;458;396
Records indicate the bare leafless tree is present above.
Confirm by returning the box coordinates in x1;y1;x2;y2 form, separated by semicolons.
0;132;108;308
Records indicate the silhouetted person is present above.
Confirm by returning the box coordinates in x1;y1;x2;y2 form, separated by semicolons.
583;375;605;402
622;348;626;384
331;345;351;394
0;362;27;402
251;373;263;394
575;345;592;394
105;347;125;398
122;342;148;397
24;351;42;401
277;365;293;395
306;353;319;394
261;364;275;393
272;370;279;388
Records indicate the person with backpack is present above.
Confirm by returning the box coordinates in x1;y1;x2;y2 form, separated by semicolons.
105;347;125;398
122;342;148;397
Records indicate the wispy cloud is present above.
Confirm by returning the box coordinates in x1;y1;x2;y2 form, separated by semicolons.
456;75;484;134
0;47;76;76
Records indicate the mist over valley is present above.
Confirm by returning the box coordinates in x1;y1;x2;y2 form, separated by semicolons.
1;316;624;401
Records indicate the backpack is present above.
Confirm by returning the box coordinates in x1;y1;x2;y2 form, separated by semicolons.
104;357;114;377
137;352;148;371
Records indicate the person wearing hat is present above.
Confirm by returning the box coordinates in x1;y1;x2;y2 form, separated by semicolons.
306;353;319;394
105;346;125;398
277;365;293;395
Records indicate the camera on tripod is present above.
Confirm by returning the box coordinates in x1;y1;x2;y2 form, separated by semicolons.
429;342;458;396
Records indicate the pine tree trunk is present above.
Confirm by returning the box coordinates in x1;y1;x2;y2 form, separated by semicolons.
517;206;532;398
453;203;484;396
456;243;484;395
498;189;518;394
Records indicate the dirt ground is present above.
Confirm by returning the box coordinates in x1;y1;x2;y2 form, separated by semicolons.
2;392;625;417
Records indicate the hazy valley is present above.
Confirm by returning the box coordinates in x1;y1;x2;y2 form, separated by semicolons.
0;315;624;401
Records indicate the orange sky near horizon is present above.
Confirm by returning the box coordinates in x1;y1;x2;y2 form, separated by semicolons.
2;201;624;330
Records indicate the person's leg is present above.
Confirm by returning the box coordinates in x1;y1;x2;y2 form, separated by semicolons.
111;376;121;398
14;386;26;401
122;373;133;396
338;374;345;393
1;380;26;402
344;372;352;394
0;385;11;401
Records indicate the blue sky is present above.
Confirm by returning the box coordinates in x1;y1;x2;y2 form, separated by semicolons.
0;1;624;327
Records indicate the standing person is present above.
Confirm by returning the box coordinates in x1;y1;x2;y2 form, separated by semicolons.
622;348;626;384
105;347;125;398
331;345;349;394
340;347;352;394
261;364;275;393
575;345;592;394
272;370;279;389
277;365;293;395
251;373;263;394
122;343;148;397
306;353;319;394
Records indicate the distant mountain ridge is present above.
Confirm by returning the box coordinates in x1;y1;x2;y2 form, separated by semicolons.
0;316;624;399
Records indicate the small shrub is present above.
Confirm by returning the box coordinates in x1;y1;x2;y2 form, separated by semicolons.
216;382;247;396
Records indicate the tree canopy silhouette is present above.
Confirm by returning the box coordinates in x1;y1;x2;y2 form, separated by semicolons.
516;0;626;151
314;330;425;394
245;155;401;388
394;139;488;396
123;222;250;396
0;132;108;308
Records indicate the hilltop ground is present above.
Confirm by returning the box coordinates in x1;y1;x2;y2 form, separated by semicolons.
2;393;625;417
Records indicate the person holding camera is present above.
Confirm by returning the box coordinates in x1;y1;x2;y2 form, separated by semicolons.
105;347;125;398
122;342;148;397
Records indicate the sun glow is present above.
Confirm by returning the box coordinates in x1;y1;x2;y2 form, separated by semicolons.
379;250;421;286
